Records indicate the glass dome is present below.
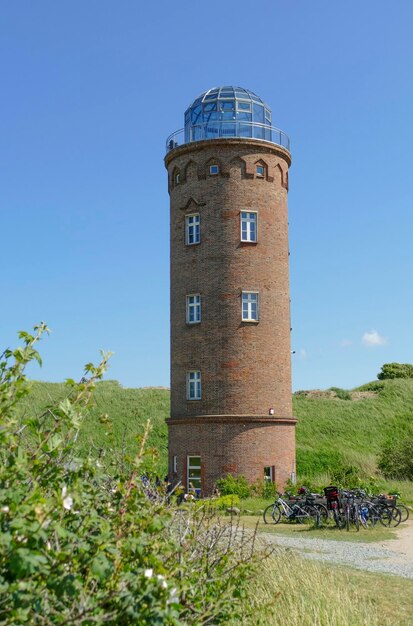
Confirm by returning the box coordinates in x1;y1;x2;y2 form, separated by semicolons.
184;86;272;143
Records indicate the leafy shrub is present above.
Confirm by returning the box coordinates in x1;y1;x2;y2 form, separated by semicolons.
329;387;352;400
377;362;413;380
214;494;241;510
216;474;251;498
378;428;413;480
0;326;260;625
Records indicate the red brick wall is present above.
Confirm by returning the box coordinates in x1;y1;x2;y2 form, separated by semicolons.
168;416;296;495
165;138;296;493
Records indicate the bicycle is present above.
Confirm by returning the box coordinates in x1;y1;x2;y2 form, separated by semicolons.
263;493;320;526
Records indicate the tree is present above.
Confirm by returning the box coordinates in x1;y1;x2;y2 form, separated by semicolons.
377;362;413;380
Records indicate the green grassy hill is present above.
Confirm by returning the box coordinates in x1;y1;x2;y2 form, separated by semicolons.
19;380;169;475
20;377;413;491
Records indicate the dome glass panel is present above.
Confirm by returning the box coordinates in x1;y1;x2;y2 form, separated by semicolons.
184;86;272;142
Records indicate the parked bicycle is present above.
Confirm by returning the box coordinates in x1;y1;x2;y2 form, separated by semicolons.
263;493;320;526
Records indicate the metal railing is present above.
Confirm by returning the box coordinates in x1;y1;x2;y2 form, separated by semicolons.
166;121;290;153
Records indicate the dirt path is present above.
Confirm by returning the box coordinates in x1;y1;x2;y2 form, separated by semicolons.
380;519;413;561
261;520;413;579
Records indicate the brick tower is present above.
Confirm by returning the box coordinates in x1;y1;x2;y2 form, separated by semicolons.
165;87;296;496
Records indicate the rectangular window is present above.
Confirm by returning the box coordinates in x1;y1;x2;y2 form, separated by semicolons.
173;455;177;473
186;294;201;323
264;466;274;482
242;291;259;321
240;211;257;242
209;164;219;175
187;456;201;496
187;370;201;400
185;214;200;245
256;165;265;177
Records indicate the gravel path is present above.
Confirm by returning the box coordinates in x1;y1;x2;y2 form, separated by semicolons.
261;521;413;579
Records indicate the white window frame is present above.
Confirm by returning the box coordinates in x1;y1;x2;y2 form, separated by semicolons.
264;466;274;482
240;211;258;242
209;164;219;175
187;455;201;495
186;370;201;400
242;291;259;322
186;294;201;324
185;213;200;245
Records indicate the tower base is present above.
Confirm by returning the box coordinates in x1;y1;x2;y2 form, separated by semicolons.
167;415;297;496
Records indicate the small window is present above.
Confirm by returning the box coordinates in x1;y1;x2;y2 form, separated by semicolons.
186;294;201;324
187;456;201;496
185;214;200;245
240;211;257;242
209;164;219;175
256;165;265;177
175;173;181;184
264;466;274;482
173;455;177;473
242;291;259;321
187;370;201;400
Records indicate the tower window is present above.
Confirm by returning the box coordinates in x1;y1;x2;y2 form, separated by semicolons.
256;165;265;177
242;291;259;321
264;466;274;482
185;214;200;245
186;294;201;324
187;456;201;496
175;173;181;184
173;455;177;473
240;211;257;242
209;164;219;175
187;370;201;400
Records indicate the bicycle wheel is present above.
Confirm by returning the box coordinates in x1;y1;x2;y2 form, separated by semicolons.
397;504;410;523
345;507;350;531
378;506;395;527
300;505;320;525
388;507;402;527
353;504;360;531
313;503;329;523
263;504;282;524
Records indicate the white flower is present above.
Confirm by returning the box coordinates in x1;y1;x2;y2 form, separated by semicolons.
1;506;10;514
63;496;74;510
144;568;153;578
157;574;168;589
62;486;73;510
168;587;179;604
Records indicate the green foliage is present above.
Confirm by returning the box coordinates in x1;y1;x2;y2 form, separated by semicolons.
378;426;413;480
294;378;413;481
355;380;385;392
329;386;352;400
215;474;251;499
214;494;241;510
0;326;259;625
377;362;413;380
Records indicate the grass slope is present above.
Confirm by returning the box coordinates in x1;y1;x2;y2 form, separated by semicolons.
294;378;413;480
21;377;413;490
20;380;169;475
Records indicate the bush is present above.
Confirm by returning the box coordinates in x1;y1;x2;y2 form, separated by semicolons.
0;326;260;625
378;429;413;480
377;362;413;380
214;494;241;510
215;474;251;498
329;387;352;400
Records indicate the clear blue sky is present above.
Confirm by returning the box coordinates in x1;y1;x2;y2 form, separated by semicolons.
2;1;413;391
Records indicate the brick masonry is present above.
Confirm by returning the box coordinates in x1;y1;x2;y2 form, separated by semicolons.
165;137;297;494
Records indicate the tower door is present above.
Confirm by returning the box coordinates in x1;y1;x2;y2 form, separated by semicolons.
187;456;201;497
